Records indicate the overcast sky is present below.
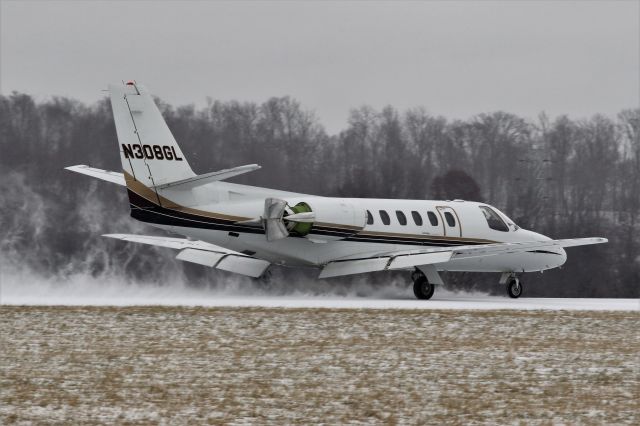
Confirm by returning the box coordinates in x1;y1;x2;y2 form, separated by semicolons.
1;0;638;133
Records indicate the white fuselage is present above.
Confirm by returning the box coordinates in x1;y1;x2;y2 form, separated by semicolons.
146;180;567;274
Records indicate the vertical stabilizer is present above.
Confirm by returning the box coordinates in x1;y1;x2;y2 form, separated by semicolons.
108;82;195;189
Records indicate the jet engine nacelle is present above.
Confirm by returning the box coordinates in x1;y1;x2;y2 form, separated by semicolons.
259;197;366;241
290;197;366;239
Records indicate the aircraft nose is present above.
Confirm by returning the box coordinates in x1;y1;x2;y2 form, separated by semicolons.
522;230;567;268
559;247;568;263
550;246;568;268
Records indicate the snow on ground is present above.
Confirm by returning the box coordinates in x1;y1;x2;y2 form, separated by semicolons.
4;291;637;311
2;306;639;424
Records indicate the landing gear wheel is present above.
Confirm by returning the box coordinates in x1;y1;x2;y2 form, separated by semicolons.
507;278;523;298
252;269;272;286
413;276;435;300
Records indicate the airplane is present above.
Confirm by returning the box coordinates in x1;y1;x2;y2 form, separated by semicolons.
66;82;607;300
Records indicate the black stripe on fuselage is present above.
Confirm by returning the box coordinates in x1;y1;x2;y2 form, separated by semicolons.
128;193;264;235
344;234;473;247
309;226;354;238
128;188;158;210
130;206;265;234
132;206;486;247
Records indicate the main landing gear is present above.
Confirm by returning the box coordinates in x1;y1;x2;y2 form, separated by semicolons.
412;269;435;300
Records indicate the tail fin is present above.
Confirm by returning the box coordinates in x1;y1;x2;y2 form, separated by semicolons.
108;82;195;188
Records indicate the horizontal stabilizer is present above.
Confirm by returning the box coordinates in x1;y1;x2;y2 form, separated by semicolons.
155;164;261;190
103;234;270;278
65;165;125;186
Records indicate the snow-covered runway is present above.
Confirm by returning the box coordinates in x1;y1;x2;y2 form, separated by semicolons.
2;283;637;311
2;269;637;310
151;295;638;311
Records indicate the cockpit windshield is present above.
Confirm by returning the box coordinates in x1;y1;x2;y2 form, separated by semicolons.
479;206;510;232
496;208;520;231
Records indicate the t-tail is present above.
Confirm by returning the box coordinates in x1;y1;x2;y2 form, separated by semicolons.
108;82;195;197
66;81;260;216
105;81;260;215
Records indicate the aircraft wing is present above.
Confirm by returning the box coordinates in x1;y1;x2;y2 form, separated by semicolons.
103;234;270;278
319;237;607;278
65;165;126;186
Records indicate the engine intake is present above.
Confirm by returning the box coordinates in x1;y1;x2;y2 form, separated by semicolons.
260;198;366;241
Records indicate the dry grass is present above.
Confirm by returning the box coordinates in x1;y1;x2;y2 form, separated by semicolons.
1;306;638;424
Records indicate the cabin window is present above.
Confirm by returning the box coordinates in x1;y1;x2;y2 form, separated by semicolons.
479;206;509;232
396;211;407;225
379;210;391;225
411;211;423;226
366;210;374;225
427;211;439;226
444;212;456;227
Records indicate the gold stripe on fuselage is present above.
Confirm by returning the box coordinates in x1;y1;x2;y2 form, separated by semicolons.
124;171;250;222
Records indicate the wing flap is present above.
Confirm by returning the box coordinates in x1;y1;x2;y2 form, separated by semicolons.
176;248;225;267
103;234;270;277
319;250;453;279
319;258;390;279
216;256;271;278
388;251;453;270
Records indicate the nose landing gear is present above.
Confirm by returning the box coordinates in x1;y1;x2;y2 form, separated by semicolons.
412;269;435;300
506;277;523;298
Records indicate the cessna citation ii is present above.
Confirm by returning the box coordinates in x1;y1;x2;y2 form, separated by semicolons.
66;82;607;299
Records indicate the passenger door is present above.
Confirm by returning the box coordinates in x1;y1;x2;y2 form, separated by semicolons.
436;206;462;237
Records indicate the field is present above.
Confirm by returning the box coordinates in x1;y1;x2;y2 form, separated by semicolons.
1;306;638;424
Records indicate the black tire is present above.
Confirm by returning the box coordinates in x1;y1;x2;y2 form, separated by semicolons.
413;276;435;300
507;278;523;298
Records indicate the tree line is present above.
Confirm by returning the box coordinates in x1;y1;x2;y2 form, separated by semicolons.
0;92;637;297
